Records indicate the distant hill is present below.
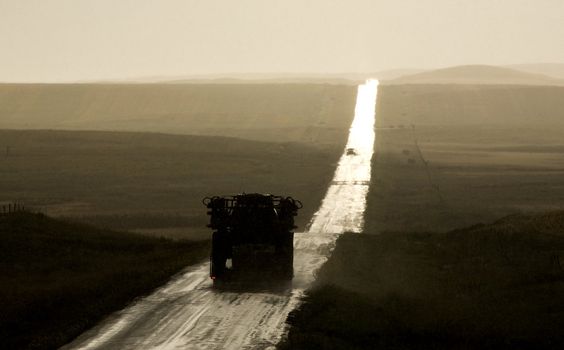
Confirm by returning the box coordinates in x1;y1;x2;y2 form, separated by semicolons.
101;70;425;84
369;68;426;81
161;76;360;85
507;63;564;79
388;65;562;85
91;73;362;84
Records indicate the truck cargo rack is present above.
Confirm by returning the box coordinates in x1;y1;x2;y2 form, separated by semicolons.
202;193;302;283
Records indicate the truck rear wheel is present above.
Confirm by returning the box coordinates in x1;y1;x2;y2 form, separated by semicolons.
211;231;228;279
279;232;294;279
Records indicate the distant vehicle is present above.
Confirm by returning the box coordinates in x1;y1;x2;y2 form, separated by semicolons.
202;193;302;284
346;148;357;156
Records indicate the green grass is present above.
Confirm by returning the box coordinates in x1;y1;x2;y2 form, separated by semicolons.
0;211;209;350
280;211;564;349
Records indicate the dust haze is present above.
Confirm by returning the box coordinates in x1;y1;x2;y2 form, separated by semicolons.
2;1;564;350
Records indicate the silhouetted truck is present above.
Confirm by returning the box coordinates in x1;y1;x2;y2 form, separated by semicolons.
203;193;302;283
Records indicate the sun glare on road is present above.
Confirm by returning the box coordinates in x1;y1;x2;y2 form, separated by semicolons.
349;79;379;154
66;79;380;350
308;79;379;233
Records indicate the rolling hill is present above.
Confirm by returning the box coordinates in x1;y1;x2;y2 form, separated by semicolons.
508;63;564;80
0;129;341;238
388;65;561;85
282;211;564;349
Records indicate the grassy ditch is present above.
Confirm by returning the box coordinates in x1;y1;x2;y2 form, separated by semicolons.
0;211;209;350
280;211;564;349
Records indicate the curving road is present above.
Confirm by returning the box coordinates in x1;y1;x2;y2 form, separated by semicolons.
63;79;379;350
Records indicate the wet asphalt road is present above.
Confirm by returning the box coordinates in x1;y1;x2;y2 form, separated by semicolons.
63;79;379;350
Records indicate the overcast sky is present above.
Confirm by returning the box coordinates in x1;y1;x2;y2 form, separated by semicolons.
1;0;563;82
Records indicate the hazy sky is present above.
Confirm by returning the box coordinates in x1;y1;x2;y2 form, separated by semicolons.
1;0;563;82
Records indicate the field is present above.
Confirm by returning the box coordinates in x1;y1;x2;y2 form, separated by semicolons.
0;83;357;239
281;213;564;349
0;83;357;145
0;83;361;348
0;129;343;239
367;84;564;233
281;83;564;349
4;80;564;348
0;211;210;350
0;82;359;348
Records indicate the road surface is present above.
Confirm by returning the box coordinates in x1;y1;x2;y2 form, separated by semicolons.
64;79;379;350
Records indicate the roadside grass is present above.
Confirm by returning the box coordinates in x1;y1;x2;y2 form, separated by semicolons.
0;211;210;350
280;211;564;349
